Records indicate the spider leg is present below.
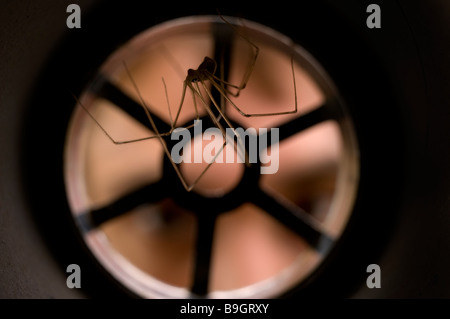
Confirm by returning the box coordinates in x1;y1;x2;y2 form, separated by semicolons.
191;81;227;139
171;81;228;191
199;78;250;166
161;77;173;126
129;72;195;191
125;64;205;191
124;61;204;140
72;92;168;145
206;54;297;117
218;14;259;98
76;61;197;146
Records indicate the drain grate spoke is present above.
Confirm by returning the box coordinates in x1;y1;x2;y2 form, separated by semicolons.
76;179;169;231
249;186;334;254
190;213;217;296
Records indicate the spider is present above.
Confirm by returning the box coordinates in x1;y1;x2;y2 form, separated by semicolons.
75;15;298;192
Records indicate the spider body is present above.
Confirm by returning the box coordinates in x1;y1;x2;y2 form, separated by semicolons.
187;57;217;83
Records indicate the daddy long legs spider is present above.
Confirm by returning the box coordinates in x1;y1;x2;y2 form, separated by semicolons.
74;15;297;192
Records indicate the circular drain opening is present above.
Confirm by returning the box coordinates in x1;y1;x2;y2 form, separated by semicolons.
64;15;359;298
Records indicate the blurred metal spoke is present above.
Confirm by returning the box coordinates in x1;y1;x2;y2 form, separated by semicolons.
190;213;217;296
76;179;169;231
259;103;335;147
249;186;334;253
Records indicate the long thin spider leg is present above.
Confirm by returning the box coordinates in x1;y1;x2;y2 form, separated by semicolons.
176;82;228;191
194;80;241;168
206;55;297;117
190;81;227;137
189;82;201;127
169;79;203;134
198;81;232;133
121;61;194;138
71;92;163;145
208;73;247;95
88;75;171;132
75;61;189;145
121;77;222;193
218;47;226;116
171;80;188;130
190;81;230;152
157;80;202;139
161;77;173;127
199;79;250;166
158;44;186;80
218;14;259;98
124;64;193;192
